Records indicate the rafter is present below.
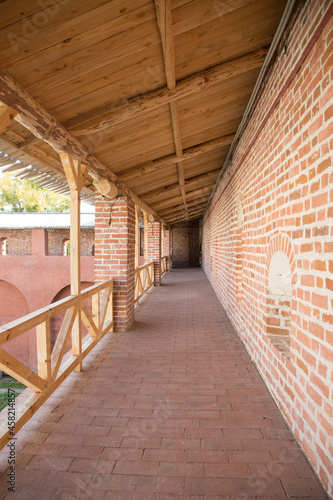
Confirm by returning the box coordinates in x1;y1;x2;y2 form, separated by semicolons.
155;0;188;219
151;184;214;211
142;169;220;203
65;48;268;136
0;69;163;223
119;134;233;181
0;105;17;134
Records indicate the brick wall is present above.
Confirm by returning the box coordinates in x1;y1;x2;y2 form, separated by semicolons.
95;194;135;331
148;221;161;285
202;1;333;496
48;228;94;256
0;229;31;255
172;221;200;268
0;228;94;256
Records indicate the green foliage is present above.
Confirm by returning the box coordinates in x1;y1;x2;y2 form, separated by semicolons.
0;172;70;212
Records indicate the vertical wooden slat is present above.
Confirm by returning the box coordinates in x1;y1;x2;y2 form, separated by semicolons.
144;211;149;264
106;281;113;332
36;319;51;383
135;205;141;268
92;292;100;331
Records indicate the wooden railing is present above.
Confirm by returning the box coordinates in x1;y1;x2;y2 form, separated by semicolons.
135;262;155;303
161;256;168;276
0;279;113;449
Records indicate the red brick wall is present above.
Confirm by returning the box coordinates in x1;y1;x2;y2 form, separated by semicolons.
0;229;32;255
48;228;94;256
148;221;161;285
95;194;135;331
172;221;200;268
0;228;94;256
202;1;333;496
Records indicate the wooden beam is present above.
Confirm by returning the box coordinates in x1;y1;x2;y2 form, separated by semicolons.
154;0;175;90
66;48;268;135
0;70;163;223
161;199;209;216
142;169;220;202
169;212;203;224
120;134;234;181
0;105;17;134
151;184;213;211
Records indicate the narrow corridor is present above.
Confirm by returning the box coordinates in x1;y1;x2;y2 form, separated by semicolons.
0;269;328;499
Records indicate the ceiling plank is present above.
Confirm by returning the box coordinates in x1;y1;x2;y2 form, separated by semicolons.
120;134;233;181
155;0;188;219
142;168;220;202
66;47;268;135
0;69;163;222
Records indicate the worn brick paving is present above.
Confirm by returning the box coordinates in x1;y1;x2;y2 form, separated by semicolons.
0;269;328;499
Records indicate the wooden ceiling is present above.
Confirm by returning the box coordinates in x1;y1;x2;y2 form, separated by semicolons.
0;0;287;225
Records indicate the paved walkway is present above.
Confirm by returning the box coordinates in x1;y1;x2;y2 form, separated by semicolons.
0;269;328;499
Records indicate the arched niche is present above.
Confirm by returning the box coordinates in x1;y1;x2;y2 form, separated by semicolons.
266;250;292;357
0;280;30;366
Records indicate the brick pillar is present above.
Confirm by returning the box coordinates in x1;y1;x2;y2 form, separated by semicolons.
31;228;48;256
95;194;135;332
148;221;161;285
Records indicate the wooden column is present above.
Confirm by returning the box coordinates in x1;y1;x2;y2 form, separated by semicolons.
60;153;89;371
143;211;149;264
135;205;140;269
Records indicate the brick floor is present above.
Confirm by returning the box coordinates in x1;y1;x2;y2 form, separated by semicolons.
0;269;328;499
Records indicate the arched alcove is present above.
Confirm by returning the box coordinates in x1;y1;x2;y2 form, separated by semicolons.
266;250;292;357
0;238;7;255
0;280;30;366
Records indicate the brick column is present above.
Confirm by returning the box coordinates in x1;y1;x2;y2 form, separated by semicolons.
95;194;135;332
148;221;161;286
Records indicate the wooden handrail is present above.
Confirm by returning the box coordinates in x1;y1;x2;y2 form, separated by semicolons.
0;279;113;450
135;262;155;303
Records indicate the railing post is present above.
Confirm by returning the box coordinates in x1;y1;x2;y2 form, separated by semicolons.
60;153;89;371
36;319;51;383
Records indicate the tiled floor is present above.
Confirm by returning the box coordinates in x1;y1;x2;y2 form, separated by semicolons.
0;269;328;499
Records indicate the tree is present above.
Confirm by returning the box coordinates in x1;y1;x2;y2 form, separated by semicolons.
0;172;70;212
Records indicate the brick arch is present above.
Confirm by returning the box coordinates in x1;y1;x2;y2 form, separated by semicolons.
0;280;30;366
266;232;297;283
265;232;297;358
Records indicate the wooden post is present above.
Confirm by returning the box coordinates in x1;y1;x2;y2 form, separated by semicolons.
60;153;89;372
36;319;51;383
161;224;165;257
143;211;149;264
135;205;140;269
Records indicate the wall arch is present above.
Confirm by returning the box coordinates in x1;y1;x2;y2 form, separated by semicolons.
265;233;297;358
0;280;30;366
